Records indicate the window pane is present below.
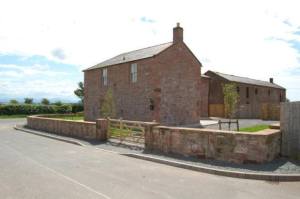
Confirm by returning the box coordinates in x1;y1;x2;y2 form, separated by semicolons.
102;68;107;85
131;63;137;83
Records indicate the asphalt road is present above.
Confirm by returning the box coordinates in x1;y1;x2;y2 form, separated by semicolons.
1;119;300;199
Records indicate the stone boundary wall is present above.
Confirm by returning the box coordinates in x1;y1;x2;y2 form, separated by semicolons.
281;102;300;159
27;115;281;164
146;126;281;164
27;115;99;140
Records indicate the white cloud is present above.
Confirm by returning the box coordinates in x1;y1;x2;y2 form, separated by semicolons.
0;64;67;77
0;0;300;100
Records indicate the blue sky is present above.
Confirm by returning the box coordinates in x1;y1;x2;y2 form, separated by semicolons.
0;0;300;102
0;54;82;103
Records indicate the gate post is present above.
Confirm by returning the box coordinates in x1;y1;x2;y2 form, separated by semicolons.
96;118;108;141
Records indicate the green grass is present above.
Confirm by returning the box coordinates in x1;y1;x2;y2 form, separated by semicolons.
109;127;132;137
239;124;269;132
0;115;28;119
54;115;84;121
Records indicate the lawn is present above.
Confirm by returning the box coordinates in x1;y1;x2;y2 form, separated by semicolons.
53;115;84;121
0;115;28;119
239;124;269;132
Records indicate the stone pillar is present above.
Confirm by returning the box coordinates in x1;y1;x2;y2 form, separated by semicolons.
281;102;300;159
96;119;108;141
144;123;160;151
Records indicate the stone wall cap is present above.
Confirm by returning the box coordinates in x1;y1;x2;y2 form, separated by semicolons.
154;125;280;136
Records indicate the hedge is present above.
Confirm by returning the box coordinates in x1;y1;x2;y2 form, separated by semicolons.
71;103;84;113
0;104;72;115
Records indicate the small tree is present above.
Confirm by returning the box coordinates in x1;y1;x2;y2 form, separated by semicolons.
100;89;116;118
74;82;84;103
41;98;50;105
53;101;63;106
24;98;33;104
9;99;19;104
222;83;239;119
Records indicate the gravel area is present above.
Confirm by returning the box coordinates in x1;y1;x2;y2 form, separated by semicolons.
138;152;300;174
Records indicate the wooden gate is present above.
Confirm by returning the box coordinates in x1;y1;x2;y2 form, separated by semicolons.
108;118;145;144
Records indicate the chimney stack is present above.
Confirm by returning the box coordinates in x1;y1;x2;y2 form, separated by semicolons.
173;22;183;43
269;78;274;83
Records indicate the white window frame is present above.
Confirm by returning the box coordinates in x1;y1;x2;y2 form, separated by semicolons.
130;63;137;83
102;68;108;86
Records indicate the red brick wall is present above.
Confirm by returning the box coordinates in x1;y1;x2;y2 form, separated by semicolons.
199;76;209;117
205;71;286;118
84;42;207;125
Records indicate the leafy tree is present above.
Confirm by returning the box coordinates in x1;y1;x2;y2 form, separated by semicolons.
24;98;33;104
41;98;50;105
100;88;116;118
53;101;63;106
74;82;84;103
9;99;19;104
222;83;239;119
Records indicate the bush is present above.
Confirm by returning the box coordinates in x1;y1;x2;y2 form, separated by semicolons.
41;98;50;105
0;104;72;115
53;101;62;106
24;98;33;104
71;103;84;113
9;99;19;104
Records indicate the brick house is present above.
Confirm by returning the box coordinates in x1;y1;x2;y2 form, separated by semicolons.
83;23;209;125
204;71;286;118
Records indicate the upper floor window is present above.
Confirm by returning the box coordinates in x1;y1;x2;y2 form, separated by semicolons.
279;93;284;102
255;88;258;95
131;63;137;83
268;89;271;96
102;68;108;86
236;86;240;93
246;87;249;98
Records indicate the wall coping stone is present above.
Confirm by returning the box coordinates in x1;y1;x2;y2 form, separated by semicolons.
154;125;280;136
27;115;96;125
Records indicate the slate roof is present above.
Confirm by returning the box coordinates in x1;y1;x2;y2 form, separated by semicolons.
84;42;173;71
207;71;285;89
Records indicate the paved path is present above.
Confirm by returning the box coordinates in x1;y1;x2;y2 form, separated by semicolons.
1;119;300;199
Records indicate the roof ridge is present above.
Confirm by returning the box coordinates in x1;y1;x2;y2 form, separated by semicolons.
208;70;284;89
84;41;173;71
118;41;173;56
213;71;271;84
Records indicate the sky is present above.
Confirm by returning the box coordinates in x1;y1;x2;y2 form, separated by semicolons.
0;0;300;103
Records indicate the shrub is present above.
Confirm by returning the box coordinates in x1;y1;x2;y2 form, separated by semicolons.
9;99;19;104
24;98;33;104
0;104;72;115
41;98;50;105
53;101;62;106
55;104;72;114
71;103;84;113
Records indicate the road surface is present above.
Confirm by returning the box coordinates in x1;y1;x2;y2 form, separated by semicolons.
0;119;300;199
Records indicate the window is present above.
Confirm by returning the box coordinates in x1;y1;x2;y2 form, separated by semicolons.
255;88;258;95
279;93;283;102
149;98;154;110
246;87;249;98
131;63;137;83
236;86;240;93
268;89;271;96
102;68;107;86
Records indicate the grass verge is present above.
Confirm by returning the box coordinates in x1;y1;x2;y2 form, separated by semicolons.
239;124;269;132
0;115;28;119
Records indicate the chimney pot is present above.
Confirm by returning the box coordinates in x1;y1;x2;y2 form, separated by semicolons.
269;78;274;83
